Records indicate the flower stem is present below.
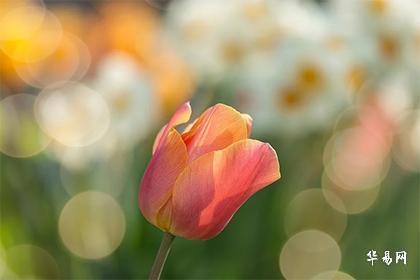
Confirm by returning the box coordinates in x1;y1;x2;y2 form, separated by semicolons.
149;232;175;280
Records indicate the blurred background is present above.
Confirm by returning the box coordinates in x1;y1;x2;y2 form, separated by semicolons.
0;0;419;279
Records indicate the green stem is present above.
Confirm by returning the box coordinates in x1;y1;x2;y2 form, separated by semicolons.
149;232;175;280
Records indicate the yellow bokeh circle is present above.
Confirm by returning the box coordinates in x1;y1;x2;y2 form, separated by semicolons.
279;230;341;280
58;191;126;259
5;244;60;279
35;82;110;147
0;94;51;157
0;5;63;63
322;172;381;214
285;188;347;241
14;32;91;88
311;270;355;280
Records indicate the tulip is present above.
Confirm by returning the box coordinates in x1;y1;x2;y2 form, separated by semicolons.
139;102;280;279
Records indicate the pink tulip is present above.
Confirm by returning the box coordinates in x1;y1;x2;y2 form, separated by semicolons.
139;102;281;240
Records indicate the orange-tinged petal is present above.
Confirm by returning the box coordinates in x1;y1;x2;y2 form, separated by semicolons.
139;128;188;228
182;117;199;135
181;104;249;161
152;126;165;155
152;102;192;154
241;113;253;137
170;139;280;240
140;102;191;228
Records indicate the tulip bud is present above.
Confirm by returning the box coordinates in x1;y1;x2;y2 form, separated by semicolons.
139;102;280;240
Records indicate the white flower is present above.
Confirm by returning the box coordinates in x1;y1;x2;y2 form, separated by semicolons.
166;0;237;80
329;0;420;72
237;41;350;136
167;0;324;81
91;52;155;150
372;71;414;125
47;53;155;169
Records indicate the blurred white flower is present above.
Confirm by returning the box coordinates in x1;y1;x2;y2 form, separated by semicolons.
167;0;237;80
35;82;111;147
92;52;155;150
271;0;329;41
372;71;414;125
46;52;155;170
167;0;327;81
393;110;420;172
237;42;350;136
166;0;420;138
329;0;420;72
46;137;116;171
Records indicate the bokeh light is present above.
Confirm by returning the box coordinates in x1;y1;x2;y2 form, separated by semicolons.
14;32;91;88
0;4;46;43
58;191;126;260
279;230;341;280
4;244;60;279
311;270;355;280
0;94;51;157
393;110;420;172
0;4;62;63
45;137;115;170
323;126;391;191
35;82;110;147
60;153;132;197
284;188;347;241
322;172;381;214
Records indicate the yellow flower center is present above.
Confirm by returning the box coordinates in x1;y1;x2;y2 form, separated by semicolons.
369;0;387;15
347;66;367;93
241;1;268;22
378;34;399;59
182;20;209;42
326;36;345;51
277;86;305;111
221;41;245;63
255;28;282;51
297;63;323;90
111;91;131;113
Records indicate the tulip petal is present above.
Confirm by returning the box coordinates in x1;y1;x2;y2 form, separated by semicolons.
170;139;280;240
139;128;188;228
140;102;191;228
181;104;250;161
153;102;192;154
241;113;253;137
182;118;199;135
152;126;166;155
